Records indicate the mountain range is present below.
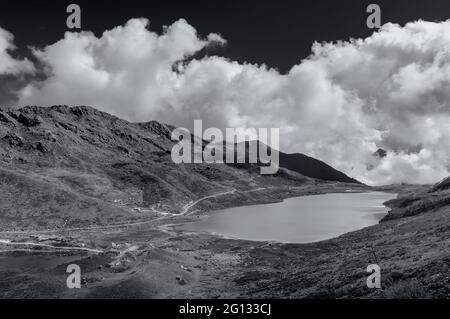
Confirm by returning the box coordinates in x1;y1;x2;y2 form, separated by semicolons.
0;105;359;229
1;105;449;299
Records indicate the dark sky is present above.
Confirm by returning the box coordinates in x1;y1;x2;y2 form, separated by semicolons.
1;0;450;73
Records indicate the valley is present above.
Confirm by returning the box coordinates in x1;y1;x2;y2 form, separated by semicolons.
0;105;448;298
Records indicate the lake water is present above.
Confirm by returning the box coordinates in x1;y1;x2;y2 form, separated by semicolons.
182;192;396;244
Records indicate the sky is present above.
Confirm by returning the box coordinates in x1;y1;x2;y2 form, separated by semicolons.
1;0;450;185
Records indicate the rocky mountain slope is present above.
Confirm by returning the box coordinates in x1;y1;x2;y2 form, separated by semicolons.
382;177;450;222
0;105;359;230
279;152;361;184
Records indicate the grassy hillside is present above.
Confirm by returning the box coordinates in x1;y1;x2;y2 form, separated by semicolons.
0;105;324;230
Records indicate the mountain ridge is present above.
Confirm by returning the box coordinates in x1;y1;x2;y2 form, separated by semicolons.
279;152;361;184
0;105;362;230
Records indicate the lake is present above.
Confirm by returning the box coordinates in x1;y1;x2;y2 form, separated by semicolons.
182;191;396;244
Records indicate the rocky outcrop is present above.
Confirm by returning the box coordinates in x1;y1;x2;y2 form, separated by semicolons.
381;177;450;222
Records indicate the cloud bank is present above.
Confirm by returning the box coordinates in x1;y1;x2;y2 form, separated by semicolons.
4;18;450;185
0;27;34;75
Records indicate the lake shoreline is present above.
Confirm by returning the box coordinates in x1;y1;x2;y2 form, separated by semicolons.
2;183;448;299
170;189;396;245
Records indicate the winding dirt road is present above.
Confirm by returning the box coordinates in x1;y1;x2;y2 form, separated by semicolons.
0;188;239;235
0;239;103;253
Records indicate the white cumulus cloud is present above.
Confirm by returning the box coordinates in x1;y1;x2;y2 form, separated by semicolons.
12;18;450;185
0;27;35;75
